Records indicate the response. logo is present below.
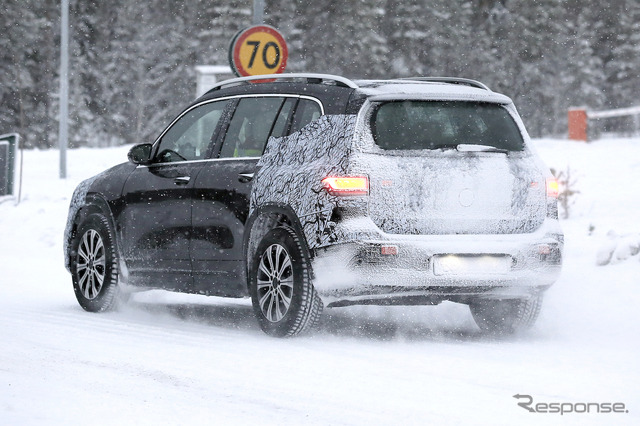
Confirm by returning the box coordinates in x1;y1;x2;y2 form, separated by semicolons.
513;394;629;415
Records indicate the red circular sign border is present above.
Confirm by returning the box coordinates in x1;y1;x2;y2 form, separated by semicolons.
231;25;288;78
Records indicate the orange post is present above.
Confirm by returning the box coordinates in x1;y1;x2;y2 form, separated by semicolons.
568;108;588;141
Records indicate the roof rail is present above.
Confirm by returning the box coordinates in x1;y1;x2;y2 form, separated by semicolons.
206;73;359;93
398;77;490;91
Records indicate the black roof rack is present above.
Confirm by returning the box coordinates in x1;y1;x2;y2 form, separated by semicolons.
206;73;359;93
397;77;490;91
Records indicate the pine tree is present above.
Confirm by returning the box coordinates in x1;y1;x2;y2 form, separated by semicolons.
0;0;58;148
383;0;432;76
481;0;569;136
605;0;640;109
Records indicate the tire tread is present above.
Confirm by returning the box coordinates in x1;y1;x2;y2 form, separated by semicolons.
250;225;323;337
470;295;543;334
71;213;120;312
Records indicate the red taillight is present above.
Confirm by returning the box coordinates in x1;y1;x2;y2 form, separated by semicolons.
380;245;398;255
546;178;559;198
538;244;551;255
322;176;369;196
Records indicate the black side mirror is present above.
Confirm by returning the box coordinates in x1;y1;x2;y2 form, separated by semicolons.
128;143;152;165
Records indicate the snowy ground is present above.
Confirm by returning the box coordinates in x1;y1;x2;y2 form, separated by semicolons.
1;139;639;425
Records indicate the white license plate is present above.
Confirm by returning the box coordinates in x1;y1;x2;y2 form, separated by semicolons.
433;255;511;276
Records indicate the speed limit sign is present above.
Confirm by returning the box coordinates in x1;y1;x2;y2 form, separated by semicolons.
229;25;288;78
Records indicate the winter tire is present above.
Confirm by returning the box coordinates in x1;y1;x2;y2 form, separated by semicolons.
249;226;323;337
469;295;543;334
71;213;121;312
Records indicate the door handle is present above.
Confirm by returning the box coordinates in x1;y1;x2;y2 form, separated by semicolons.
238;173;254;183
174;176;191;185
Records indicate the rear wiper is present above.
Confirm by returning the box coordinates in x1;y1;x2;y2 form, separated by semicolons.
456;144;509;154
433;145;458;151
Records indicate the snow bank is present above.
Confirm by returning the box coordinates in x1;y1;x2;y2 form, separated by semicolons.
534;138;640;267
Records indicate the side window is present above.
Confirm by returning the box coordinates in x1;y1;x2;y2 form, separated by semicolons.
219;97;285;158
270;98;297;138
289;99;322;135
155;100;228;163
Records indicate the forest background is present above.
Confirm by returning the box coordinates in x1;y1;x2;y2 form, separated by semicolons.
1;0;639;149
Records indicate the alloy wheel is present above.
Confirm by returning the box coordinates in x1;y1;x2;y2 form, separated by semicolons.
76;229;106;300
256;243;294;322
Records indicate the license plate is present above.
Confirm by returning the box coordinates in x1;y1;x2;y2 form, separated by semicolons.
433;255;511;276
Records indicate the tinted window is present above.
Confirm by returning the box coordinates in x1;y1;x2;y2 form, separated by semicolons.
289;99;322;134
271;98;297;138
219;97;285;158
372;101;524;151
155;100;228;163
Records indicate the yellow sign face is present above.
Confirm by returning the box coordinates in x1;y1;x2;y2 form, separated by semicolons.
230;25;288;77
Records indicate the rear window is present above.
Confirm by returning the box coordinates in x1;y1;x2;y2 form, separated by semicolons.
372;101;524;151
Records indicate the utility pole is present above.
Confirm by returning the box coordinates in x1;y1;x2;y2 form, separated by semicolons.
58;0;69;179
253;0;264;25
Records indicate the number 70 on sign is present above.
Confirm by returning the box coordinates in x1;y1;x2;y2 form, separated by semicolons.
229;25;288;78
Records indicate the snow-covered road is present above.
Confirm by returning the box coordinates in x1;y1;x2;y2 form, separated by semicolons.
1;140;639;425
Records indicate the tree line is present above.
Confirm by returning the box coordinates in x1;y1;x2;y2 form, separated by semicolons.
1;0;639;149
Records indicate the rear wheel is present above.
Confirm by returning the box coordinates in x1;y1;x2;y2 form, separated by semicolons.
469;295;543;334
249;226;323;337
71;213;121;312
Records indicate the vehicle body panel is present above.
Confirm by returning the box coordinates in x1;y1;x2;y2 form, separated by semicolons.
119;162;203;289
191;158;258;296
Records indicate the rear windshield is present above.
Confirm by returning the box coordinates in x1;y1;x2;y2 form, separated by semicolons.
372;101;524;151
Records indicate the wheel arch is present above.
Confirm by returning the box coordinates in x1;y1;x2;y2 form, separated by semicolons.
243;203;313;291
65;194;123;273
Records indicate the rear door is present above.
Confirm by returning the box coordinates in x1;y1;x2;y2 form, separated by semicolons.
362;100;546;235
190;96;297;295
119;99;229;289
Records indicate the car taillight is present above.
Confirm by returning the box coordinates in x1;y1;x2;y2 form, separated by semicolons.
322;176;369;196
546;178;559;198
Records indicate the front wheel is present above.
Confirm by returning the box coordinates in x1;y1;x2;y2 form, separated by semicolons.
469;295;543;335
71;213;121;312
249;226;323;337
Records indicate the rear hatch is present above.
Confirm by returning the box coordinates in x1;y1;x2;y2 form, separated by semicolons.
355;100;547;235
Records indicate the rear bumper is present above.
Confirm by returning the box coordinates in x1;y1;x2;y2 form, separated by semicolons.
312;217;563;306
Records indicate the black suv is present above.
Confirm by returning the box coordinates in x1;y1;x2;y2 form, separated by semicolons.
64;73;563;337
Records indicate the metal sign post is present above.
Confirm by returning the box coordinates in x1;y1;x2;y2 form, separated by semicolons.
253;0;264;25
58;0;69;179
